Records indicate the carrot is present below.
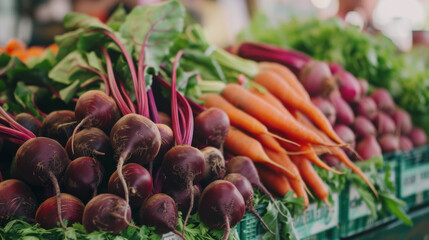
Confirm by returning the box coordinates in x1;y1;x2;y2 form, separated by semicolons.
248;87;290;116
259;62;310;100
253;71;344;145
224;127;297;179
5;38;26;55
221;84;328;146
48;44;59;55
263;147;309;206
255;163;292;197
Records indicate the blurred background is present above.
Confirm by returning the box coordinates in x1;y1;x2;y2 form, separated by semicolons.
1;0;429;51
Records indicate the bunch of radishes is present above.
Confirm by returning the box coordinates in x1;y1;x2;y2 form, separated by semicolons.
301;61;427;164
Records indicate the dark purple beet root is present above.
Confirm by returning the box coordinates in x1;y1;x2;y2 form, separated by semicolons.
158;112;172;128
139;193;184;238
0;179;38;225
108;163;153;210
200;147;226;187
194;107;230;148
35;193;84;229
64;157;104;203
156;123;174;159
41;110;76;146
198;180;245;240
323;154;344;169
14;113;40;136
163;184;200;215
83;194;131;234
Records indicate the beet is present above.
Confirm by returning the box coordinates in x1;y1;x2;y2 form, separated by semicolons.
323;154;343;169
40;110;76;146
163;184;200;214
194;108;230;148
356;135;382;161
353;116;376;139
158;112;172;127
399;136;414;151
378;134;400;153
156;123;174;159
392;109;412;135
14;113;40;136
311;97;336;125
0;179;38;225
64;157;104;203
371;89;396;114
198;180;245;240
83;193;131;234
335;70;361;103
35;193;84;229
409;127;427;147
200;146;226;187
299;61;334;97
139;193;184;238
355;97;377;120
330;92;355;125
108;163;153;210
374;112;396;135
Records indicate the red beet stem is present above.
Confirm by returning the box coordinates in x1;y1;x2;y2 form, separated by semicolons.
78;64;110;96
171;50;184;145
48;171;66;229
222;215;230;240
0;106;36;139
182;181;194;236
250;208;274;234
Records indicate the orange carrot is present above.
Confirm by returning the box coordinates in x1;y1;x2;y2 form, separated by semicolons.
5;38;26;55
249;87;290;116
48;43;59;55
259;62;310;100
253;71;344;145
255;163;292;197
221;84;328;146
224;127;297;179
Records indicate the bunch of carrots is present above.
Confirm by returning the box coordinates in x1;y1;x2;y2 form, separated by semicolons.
1;38;58;63
198;62;376;208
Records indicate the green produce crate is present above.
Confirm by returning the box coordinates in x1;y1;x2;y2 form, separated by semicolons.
339;153;400;238
398;145;429;209
239;194;339;240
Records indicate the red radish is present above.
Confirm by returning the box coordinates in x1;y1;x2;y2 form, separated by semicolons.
399;136;414;151
108;163;153;210
356;97;377;120
110;113;161;205
333;124;356;148
63;157;104;203
356;135;382;161
226;156;288;217
0;179;38;225
374;112;396;135
353;116;376;138
378;134;400;153
139;193;184;239
14;113;41;136
409;127;427;147
335;70;361;103
83;193;131;234
329;62;342;75
194;108;230;148
15;137;70;228
198;180;245;240
156;123;174;159
299;61;334;97
200;146;226;187
40;110;76;146
358;79;369;97
224;173;274;234
311;97;337;125
392;109;412;134
323;154;343;169
330;92;355;125
163;184;200;214
35;193;84;229
371;89;396;114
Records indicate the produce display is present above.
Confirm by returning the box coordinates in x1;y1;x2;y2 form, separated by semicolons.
0;1;428;240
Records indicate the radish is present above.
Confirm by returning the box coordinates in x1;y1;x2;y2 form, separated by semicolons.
333;124;356;148
35;193;84;229
358;79;369;97
200;146;226;187
399;136;414;151
163;184;200;215
356;135;382;161
378;134;400;153
323;154;343;169
139;193;185;239
299;61;335;97
0;179;38;225
224;173;274;234
392;109;412;135
63;157;104;203
82;193;131;234
15;113;41;136
311;97;336;125
371;89;396;114
355;97;377;120
226;156;288;217
374;112;396;135
108;163;153;210
353;116;376;138
194;108;230;148
335;70;361;103
198;180;245;240
40;110;76;146
330;92;355;125
409;127;427;147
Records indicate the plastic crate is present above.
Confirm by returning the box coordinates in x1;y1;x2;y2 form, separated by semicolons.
398;145;429;209
339;153;400;238
238;204;267;240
